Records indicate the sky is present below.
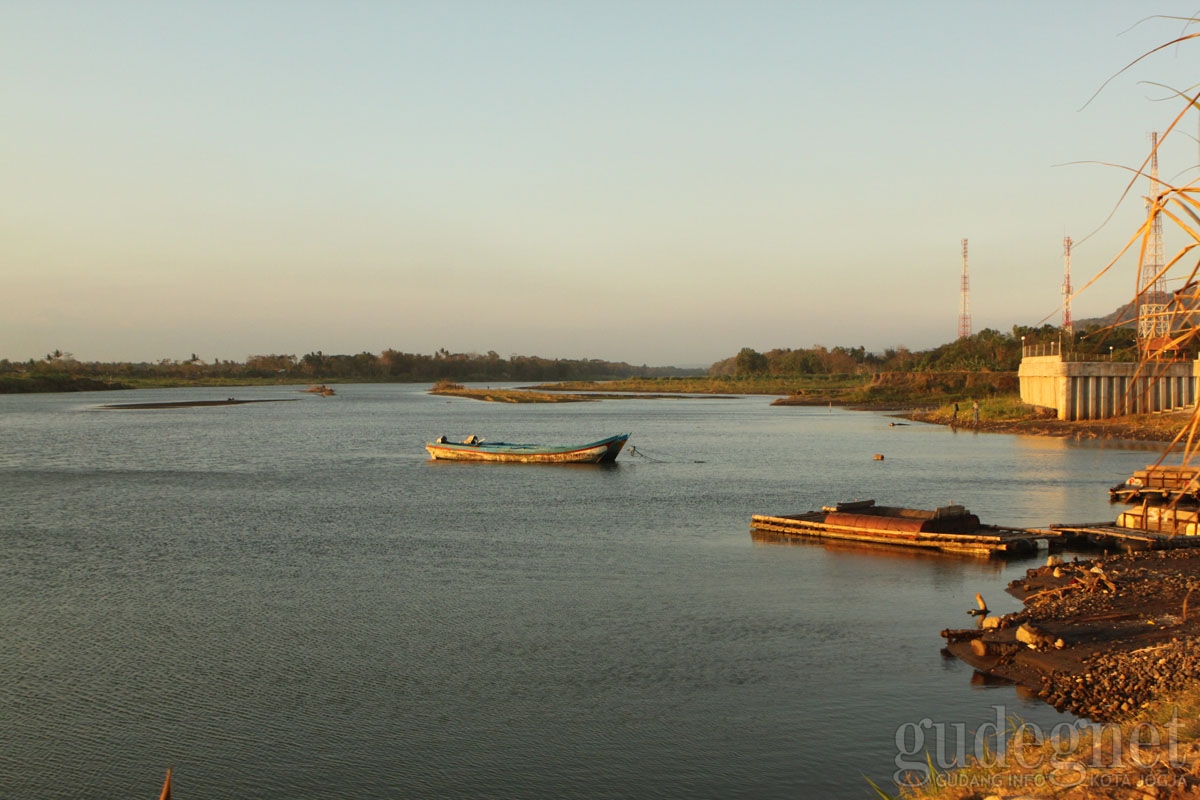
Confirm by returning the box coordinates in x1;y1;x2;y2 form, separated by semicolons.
5;1;1200;367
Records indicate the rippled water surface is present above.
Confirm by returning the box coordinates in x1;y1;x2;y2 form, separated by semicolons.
0;385;1167;798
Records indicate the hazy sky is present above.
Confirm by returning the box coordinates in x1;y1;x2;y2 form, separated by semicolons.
5;1;1200;367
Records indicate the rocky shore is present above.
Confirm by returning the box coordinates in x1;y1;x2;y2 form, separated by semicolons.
912;551;1200;800
949;550;1200;722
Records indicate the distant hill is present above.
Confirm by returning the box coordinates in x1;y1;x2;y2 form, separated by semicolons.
1075;305;1136;331
1075;291;1177;331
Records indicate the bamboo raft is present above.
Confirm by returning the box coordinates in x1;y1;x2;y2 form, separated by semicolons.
750;500;1048;558
1034;522;1200;551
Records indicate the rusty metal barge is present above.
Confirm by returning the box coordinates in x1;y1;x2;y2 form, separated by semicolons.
750;500;1048;558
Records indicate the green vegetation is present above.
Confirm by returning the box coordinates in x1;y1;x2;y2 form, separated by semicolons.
529;373;869;397
914;396;1055;426
0;320;1146;396
0;350;703;393
835;370;1019;407
711;323;1141;379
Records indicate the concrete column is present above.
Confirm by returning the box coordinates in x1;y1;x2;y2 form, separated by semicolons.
1065;369;1075;422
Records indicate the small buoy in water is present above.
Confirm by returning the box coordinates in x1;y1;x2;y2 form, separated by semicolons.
873;453;884;460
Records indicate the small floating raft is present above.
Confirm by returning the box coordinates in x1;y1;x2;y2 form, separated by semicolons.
1032;522;1200;552
1109;464;1200;504
1094;463;1200;548
750;500;1047;558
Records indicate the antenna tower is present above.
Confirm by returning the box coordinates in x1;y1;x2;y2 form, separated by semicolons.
958;238;972;339
1139;131;1168;345
1062;236;1073;335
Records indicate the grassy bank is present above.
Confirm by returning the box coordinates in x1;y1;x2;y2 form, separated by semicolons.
429;380;609;403
0;374;133;393
535;371;1018;408
529;374;870;397
0;373;343;392
907;400;1193;443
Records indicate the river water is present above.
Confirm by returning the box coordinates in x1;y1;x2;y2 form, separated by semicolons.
0;384;1168;798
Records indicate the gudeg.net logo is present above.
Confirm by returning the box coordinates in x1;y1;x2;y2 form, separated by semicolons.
893;705;1188;789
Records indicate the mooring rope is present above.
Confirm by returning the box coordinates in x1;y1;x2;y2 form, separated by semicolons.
626;445;704;464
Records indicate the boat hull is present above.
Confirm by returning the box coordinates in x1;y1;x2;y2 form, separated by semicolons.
426;434;629;464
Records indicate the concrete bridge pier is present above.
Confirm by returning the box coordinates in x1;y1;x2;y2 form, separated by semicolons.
1018;353;1199;421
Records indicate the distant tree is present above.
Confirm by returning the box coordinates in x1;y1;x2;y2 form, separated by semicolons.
734;347;769;376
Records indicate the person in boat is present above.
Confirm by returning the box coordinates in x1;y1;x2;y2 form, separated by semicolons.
435;435;448;443
463;434;480;445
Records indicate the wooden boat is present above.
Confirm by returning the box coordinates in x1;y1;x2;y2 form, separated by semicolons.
750;499;1047;557
426;433;629;463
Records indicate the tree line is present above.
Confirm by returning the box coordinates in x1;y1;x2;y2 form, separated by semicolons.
711;323;1141;378
0;321;1148;392
0;348;702;389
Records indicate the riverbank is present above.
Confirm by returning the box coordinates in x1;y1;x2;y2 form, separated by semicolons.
949;551;1200;721
429;382;740;403
888;403;1200;797
901;550;1200;799
905;405;1194;443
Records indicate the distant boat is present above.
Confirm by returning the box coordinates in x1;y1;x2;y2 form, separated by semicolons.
303;384;336;396
426;433;630;463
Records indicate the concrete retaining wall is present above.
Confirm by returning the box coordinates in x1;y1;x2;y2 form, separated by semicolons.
1018;356;1199;420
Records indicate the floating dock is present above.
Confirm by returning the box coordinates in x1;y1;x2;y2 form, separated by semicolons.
1031;522;1200;552
750;500;1048;558
1088;463;1200;549
1109;464;1200;504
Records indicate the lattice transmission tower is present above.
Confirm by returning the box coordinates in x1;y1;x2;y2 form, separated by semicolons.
958;238;972;339
1139;131;1168;347
1062;236;1073;335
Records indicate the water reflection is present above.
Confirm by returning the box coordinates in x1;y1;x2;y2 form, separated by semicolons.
749;529;1012;574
